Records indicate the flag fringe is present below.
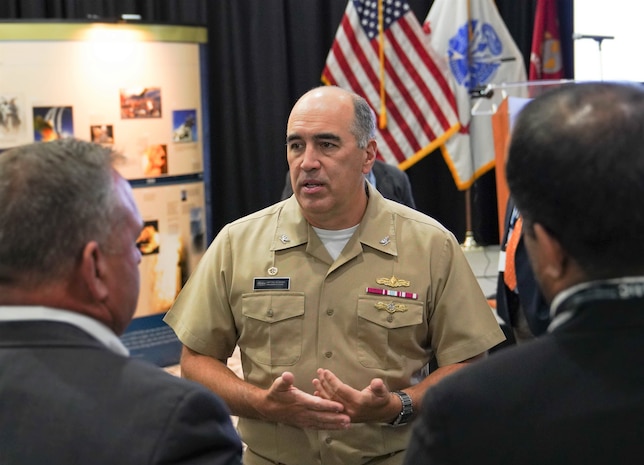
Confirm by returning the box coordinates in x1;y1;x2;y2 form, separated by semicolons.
398;122;460;171
439;144;496;191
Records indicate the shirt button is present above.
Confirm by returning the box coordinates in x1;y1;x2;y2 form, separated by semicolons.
387;315;394;323
267;309;273;318
324;351;333;358
326;308;334;316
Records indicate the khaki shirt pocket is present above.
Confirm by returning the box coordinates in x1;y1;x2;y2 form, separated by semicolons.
241;292;305;366
356;296;424;369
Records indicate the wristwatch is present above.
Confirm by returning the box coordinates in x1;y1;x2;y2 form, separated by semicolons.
390;390;413;426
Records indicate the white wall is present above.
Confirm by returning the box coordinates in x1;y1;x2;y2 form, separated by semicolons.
574;0;644;81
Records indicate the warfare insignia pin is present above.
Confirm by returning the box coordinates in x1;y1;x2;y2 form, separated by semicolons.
375;301;408;313
376;276;410;288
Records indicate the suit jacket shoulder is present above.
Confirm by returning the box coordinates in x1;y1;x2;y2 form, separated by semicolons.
372;160;416;209
404;311;644;465
0;321;242;465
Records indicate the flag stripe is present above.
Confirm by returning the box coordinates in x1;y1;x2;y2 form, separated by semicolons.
394;16;458;127
383;17;458;151
373;35;426;154
322;0;461;168
345;9;417;161
327;8;413;162
382;21;438;147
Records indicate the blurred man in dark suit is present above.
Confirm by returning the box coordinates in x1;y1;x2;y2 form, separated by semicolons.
404;82;644;465
0;139;242;465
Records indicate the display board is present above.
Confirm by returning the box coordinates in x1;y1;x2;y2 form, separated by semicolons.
0;22;209;366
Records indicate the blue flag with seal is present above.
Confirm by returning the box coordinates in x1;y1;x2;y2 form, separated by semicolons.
424;0;527;190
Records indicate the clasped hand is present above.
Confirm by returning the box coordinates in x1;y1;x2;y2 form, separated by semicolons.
261;369;395;430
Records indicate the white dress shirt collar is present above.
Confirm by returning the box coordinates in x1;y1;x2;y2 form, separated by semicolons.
0;305;129;356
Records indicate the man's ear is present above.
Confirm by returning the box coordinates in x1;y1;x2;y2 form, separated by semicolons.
532;223;566;280
363;139;378;173
80;241;109;301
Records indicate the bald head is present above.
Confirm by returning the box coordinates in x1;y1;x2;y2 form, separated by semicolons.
290;86;376;149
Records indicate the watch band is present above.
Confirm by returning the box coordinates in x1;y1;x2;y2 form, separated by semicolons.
390;390;413;426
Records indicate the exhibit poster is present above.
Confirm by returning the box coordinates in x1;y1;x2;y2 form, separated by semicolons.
0;23;209;366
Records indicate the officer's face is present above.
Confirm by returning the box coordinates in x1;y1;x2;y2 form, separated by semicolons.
286;87;375;230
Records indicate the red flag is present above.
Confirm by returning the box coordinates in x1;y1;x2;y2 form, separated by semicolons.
529;0;564;80
322;0;460;169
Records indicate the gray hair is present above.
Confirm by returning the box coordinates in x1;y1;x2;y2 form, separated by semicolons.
0;138;122;285
350;93;377;149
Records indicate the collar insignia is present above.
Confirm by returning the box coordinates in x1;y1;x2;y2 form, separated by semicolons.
279;234;290;243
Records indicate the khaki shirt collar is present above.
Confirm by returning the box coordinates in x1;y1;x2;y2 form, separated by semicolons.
270;183;398;258
357;182;398;257
270;196;309;251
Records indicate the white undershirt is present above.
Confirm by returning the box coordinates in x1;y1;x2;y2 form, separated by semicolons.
0;305;129;356
312;225;359;261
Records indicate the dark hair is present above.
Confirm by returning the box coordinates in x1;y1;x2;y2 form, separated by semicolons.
506;82;644;278
0;138;123;285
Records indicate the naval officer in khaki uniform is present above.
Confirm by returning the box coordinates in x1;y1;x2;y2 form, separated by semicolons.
164;86;505;465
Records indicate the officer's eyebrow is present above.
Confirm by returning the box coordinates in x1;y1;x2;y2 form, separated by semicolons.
313;133;341;143
286;133;341;144
286;134;302;144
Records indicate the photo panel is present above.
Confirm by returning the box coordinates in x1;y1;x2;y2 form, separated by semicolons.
33;105;74;141
172;109;197;143
120;86;162;119
0;94;25;143
90;124;114;145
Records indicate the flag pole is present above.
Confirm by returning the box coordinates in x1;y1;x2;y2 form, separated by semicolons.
462;188;481;250
377;0;387;129
461;0;481;251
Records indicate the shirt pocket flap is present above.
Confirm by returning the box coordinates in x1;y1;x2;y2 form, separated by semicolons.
357;297;423;329
242;293;305;324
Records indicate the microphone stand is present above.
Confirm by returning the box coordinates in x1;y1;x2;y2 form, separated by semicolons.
460;85;497;252
572;33;615;80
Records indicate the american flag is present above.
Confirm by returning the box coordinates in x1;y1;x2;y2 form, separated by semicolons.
322;0;460;169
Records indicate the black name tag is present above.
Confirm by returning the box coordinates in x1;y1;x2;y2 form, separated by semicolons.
253;277;290;291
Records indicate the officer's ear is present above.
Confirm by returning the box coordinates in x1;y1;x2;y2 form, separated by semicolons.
363;139;377;174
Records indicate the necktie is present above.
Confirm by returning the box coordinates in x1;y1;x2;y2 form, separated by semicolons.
504;215;523;292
